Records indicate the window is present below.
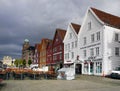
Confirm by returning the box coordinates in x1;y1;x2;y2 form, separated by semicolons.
115;33;119;41
72;42;74;48
56;38;58;42
83;50;86;57
96;47;99;56
115;47;119;56
53;47;57;52
75;41;77;48
65;54;67;59
83;37;86;45
69;33;72;39
68;53;69;59
71;52;74;59
88;22;91;30
91;34;95;42
90;48;94;56
65;45;67;51
60;54;62;59
60;45;62;50
68;43;70;50
96;62;102;73
97;32;100;41
53;55;57;60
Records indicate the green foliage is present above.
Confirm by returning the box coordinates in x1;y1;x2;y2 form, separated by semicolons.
14;59;26;67
28;59;32;66
23;59;26;66
14;59;19;67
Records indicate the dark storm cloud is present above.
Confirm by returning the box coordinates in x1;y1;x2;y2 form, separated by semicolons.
0;0;120;60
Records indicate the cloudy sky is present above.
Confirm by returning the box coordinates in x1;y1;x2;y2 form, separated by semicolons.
0;0;120;60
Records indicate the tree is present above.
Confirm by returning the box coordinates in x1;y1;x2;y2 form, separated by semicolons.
14;59;19;67
23;59;26;67
28;59;32;66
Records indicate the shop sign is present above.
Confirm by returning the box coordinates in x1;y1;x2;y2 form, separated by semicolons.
88;56;96;60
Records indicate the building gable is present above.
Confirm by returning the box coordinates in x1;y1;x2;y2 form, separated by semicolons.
78;7;103;39
91;7;120;29
53;29;66;46
63;23;80;43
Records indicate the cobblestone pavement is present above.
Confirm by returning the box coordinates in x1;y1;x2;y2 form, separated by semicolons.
0;75;120;91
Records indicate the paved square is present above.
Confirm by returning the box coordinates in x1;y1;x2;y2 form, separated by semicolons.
0;76;120;91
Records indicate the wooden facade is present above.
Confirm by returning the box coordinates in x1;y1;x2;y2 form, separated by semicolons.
39;38;51;67
52;29;66;68
34;44;41;64
46;40;53;70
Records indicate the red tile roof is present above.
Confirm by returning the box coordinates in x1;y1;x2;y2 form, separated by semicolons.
91;7;120;29
71;23;81;34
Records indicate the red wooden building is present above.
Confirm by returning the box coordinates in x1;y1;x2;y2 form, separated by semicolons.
52;29;66;69
33;44;41;65
46;40;53;70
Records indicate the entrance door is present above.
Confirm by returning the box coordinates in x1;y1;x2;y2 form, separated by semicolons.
90;63;94;74
75;64;82;74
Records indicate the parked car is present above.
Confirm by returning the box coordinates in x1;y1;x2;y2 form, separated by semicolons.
110;67;120;79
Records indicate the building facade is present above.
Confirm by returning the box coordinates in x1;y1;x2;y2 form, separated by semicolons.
78;7;120;76
22;39;35;66
2;56;13;67
52;29;66;69
63;23;81;74
46;40;53;70
22;39;30;61
33;44;41;65
39;38;51;67
0;61;2;69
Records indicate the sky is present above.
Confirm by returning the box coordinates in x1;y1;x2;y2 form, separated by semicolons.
0;0;120;60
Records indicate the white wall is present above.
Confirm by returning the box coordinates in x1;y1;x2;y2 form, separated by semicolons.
78;9;103;61
64;24;78;64
103;26;120;74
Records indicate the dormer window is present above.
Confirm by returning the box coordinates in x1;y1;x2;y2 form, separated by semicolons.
88;21;91;30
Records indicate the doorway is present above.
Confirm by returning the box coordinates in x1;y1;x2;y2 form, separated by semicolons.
75;64;82;74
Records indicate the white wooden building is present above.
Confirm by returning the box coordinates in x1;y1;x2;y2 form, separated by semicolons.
63;23;81;74
78;7;120;76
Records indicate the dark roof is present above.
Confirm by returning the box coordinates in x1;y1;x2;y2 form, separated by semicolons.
71;23;81;34
47;40;53;48
56;28;66;40
27;46;35;50
91;7;120;29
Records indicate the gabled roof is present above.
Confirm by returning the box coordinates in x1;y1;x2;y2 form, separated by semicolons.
91;7;120;29
40;38;52;50
47;40;53;49
35;43;41;51
71;23;81;34
56;28;66;41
